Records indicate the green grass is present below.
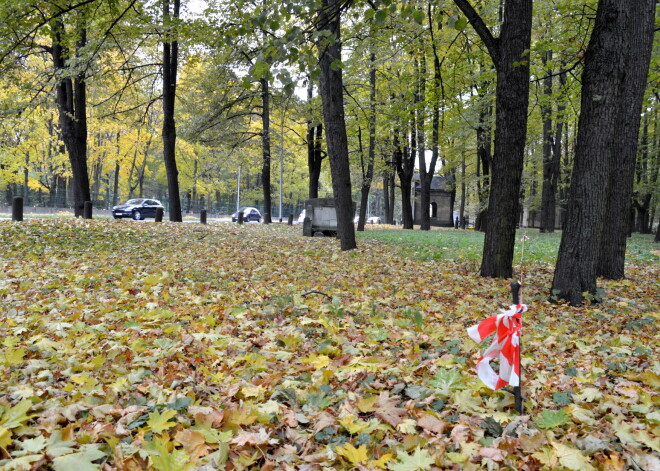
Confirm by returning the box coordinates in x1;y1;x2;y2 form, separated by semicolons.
357;227;659;266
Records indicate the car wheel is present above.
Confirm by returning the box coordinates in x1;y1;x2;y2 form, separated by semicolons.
132;210;142;220
113;215;119;219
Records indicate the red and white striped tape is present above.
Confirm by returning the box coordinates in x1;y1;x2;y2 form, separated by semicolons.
467;304;527;390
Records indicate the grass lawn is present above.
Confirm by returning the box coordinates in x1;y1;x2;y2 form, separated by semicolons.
0;220;658;470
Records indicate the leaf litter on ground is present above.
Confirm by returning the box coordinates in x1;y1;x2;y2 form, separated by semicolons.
0;220;658;470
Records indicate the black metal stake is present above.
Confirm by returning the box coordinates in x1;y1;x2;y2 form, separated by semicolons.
511;281;524;415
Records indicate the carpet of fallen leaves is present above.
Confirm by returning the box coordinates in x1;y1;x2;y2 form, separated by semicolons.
0;220;658;471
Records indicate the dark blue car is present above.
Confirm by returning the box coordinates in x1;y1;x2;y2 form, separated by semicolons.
112;199;164;220
232;207;262;223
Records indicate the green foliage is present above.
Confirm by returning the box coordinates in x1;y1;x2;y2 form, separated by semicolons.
534;409;570;429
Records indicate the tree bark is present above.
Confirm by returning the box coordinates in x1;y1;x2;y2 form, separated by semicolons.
307;81;324;199
474;94;492;233
51;20;91;217
539;50;559;233
453;0;533;278
162;0;182;222
394;126;414;229
357;52;377;232
260;77;272;223
552;0;653;304
383;172;391;224
317;0;356;250
596;0;655;279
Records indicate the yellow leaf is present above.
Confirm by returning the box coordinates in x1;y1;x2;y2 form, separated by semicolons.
372;452;394;469
88;355;106;368
551;442;596;471
0;399;33;429
339;414;370;434
0;426;12;449
357;395;378;413
4;347;25;366
625;371;660;389
240;384;265;399
336;443;368;465
147;409;178;434
303;354;331;370
224;405;257;427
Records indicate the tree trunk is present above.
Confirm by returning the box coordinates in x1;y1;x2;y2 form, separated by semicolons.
162;0;182;222
394;127;414;229
596;0;655;279
317;0;356;250
453;0;532;278
474;96;492;233
357;53;377;232
307;80;324;199
261;77;272;223
383;172;391;224
540;50;559;233
460;152;466;229
52;20;91;217
415;52;431;231
632;114;658;234
553;0;652;304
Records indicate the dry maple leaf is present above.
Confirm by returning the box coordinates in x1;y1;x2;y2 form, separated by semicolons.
417;414;448;435
375;391;407;428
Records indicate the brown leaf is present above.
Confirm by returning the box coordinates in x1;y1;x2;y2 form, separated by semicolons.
417;414;448;434
175;429;210;460
479;447;505;462
375;391;407;428
189;405;224;426
450;424;470;445
312;412;336;434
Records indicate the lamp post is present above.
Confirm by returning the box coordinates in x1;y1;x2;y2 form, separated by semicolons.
236;165;241;213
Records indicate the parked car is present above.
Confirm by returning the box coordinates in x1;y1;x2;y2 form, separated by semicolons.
367;216;382;224
297;209;306;223
112;198;164;220
232;207;262;223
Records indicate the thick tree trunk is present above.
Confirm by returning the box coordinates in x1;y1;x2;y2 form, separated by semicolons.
596;0;655;279
553;0;652;304
453;0;532;278
162;0;182;222
394;128;414;229
260;77;272;223
52;22;91;217
317;0;356;250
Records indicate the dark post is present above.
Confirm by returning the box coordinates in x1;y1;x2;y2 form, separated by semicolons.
155;207;164;222
12;197;23;222
237;211;244;224
287;214;294;225
455;217;459;229
511;281;523;414
200;209;207;224
83;201;93;219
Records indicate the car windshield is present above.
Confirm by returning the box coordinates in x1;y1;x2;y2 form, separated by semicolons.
126;199;144;205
